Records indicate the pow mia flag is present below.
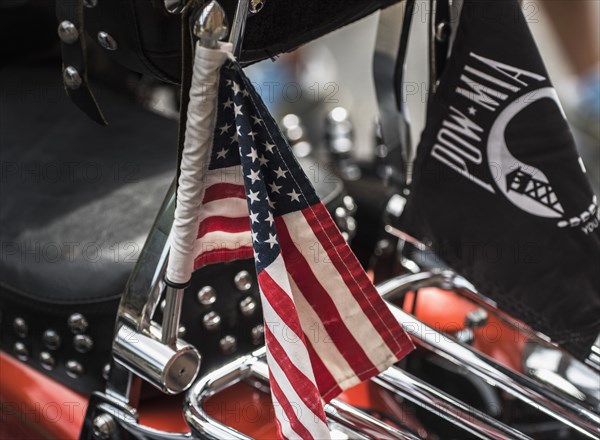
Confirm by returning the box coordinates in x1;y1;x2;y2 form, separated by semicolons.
400;0;600;359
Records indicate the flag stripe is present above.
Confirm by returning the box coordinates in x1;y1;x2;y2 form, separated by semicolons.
301;204;412;357
202;182;246;203
197;197;248;223
274;216;379;377
197;216;250;238
193;246;253;268
270;387;302;440
303;334;343;401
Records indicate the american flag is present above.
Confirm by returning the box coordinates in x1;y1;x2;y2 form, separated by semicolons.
169;44;414;439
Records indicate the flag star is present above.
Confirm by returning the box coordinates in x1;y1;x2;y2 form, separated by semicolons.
242;89;250;98
468;106;477;116
248;130;258;140
225;79;232;86
265;233;278;249
258;154;269;167
252;115;264;126
216;147;228;159
265;211;274;226
263;141;275;153
247;190;260;204
274;167;288;180
268;181;282;194
233;103;244;117
219;123;232;134
232;82;242;96
223;98;233;109
247;147;259;162
236;125;242;136
251;230;259;243
254;251;260;263
267;197;276;209
246;168;261;184
249;211;259;224
230;132;239;144
287;189;301;202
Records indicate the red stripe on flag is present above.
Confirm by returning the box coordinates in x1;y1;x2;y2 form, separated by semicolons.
264;326;328;424
303;334;343;401
197;216;250;239
303;202;413;358
193;246;254;269
274;217;378;378
202;183;246;203
269;374;314;440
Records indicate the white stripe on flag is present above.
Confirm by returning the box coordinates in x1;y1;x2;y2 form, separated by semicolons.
193;230;251;255
204;165;244;187
197;197;248;223
282;211;397;366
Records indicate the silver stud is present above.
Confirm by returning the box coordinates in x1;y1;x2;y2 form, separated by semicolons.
249;0;265;14
435;21;451;43
13;317;28;338
97;31;118;51
234;270;253;291
343;196;357;215
42;329;62;350
67;313;88;334
84;0;98;7
66;360;85;378
92;413;117;440
239;296;257;317
63;66;82;90
177;325;186;338
102;363;111;380
465;308;488;329
251;325;264;345
39;352;56;370
57;21;79;44
219;335;237;354
202;311;221;331
14;342;29;361
73;334;94;353
335;207;347;221
197;286;217;306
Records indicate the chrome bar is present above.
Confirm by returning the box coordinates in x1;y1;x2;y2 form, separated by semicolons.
374;367;531;440
378;277;600;439
161;285;185;347
184;348;421;440
229;0;250;58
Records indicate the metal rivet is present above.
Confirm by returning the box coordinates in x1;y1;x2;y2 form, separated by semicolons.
465;308;488;329
67;313;88;334
234;270;253;291
102;363;111;380
202;311;221;331
197;286;217;306
57;21;79;44
63;66;82;90
435;21;451;43
251;325;264;345
239;296;257;317
219;335;237;355
13;317;28;338
92;413;117;440
249;0;265;14
74;334;94;353
84;0;98;7
335;207;347;221
177;325;186;338
66;360;85;378
97;31;118;51
455;328;475;345
14;342;29;361
39;351;56;370
343;195;357;215
42;329;62;350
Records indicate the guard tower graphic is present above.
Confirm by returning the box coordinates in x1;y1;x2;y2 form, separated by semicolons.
506;167;564;216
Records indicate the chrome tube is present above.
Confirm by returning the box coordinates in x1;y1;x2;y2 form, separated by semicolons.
378;276;600;439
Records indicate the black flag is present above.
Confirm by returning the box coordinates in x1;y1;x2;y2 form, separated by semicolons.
400;0;600;359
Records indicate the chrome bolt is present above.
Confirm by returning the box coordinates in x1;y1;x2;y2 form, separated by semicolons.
63;66;82;90
219;335;237;355
465;308;489;329
251;325;264;345
57;21;79;44
97;31;118;51
234;270;253;291
39;351;56;370
13;317;28;338
92;413;117;439
14;342;29;361
197;286;217;306
42;329;62;350
74;334;94;353
67;313;88;334
435;21;451;42
178;325;187;338
239;296;257;317
343;195;357;215
66;360;85;378
202;311;221;331
102;363;111;380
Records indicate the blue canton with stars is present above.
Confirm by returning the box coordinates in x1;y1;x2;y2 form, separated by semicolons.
209;60;320;272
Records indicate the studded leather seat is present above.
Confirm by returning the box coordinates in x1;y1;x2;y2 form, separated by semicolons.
0;62;178;393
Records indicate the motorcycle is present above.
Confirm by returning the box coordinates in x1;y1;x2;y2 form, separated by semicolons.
1;1;599;439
